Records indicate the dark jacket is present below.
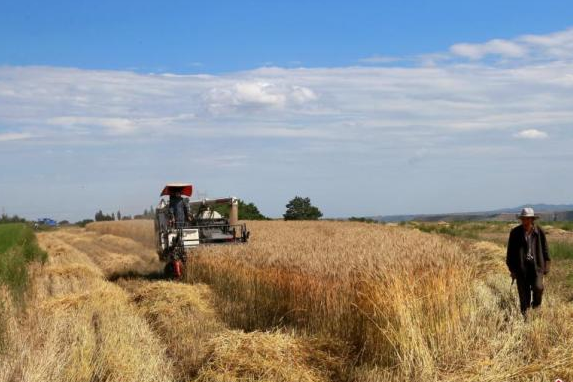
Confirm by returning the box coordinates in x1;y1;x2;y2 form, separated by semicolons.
169;196;189;225
506;224;550;277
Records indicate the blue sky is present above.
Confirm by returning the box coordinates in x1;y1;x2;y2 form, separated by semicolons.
3;0;573;73
1;1;573;220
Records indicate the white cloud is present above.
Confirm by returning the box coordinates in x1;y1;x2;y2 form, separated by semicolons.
204;81;317;114
1;26;573;150
0;132;34;142
450;27;573;62
359;55;401;64
519;28;573;59
0;62;571;146
450;39;527;60
48;116;138;135
514;129;548;139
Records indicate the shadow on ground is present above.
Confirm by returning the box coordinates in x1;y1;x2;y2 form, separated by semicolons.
107;269;166;282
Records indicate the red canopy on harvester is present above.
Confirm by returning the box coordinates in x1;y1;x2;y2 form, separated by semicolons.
160;183;193;197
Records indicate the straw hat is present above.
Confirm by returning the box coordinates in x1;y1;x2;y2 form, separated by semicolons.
517;207;539;220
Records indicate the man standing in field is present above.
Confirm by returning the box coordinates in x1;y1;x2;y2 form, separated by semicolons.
506;208;551;317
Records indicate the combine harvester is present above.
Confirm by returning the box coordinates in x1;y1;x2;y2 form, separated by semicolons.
154;183;250;278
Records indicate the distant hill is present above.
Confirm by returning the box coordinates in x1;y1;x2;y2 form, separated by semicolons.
488;204;573;214
371;204;573;222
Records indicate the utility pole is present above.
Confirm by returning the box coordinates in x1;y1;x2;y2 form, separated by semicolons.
196;190;208;200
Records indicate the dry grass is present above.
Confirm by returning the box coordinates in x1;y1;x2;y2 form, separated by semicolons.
51;228;162;279
118;279;226;380
88;220;156;248
30;221;573;381
117;278;343;382
19;284;173;382
2;226;341;382
0;231;175;382
0;286;17;356
196;330;342;382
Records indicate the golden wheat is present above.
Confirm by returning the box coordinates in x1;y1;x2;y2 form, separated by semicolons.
71;220;573;381
184;221;573;381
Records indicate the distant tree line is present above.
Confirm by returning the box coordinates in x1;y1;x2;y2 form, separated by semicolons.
0;213;26;224
216;196;324;221
75;219;94;227
1;195;326;226
93;206;154;222
136;206;155;220
94;210;114;221
348;217;378;223
85;197;325;225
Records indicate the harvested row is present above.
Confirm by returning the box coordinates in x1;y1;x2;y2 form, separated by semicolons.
196;330;344;382
49;228;162;279
88;220;156;249
2;227;342;382
118;280;343;382
117;280;225;380
0;233;174;382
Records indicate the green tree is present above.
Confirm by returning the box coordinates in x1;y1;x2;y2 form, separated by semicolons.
239;201;267;220
283;196;322;221
76;219;94;227
95;210;114;221
213;199;267;220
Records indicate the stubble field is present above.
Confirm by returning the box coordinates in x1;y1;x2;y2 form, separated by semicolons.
1;220;572;382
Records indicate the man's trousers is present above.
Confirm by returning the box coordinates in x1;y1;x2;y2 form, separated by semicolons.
516;266;544;314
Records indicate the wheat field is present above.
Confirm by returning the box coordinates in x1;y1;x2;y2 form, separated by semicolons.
184;221;573;381
2;220;572;382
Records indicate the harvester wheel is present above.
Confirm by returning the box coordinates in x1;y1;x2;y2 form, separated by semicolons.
164;262;173;279
164;260;184;280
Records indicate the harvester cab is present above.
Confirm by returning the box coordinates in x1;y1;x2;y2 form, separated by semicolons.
154;183;249;278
